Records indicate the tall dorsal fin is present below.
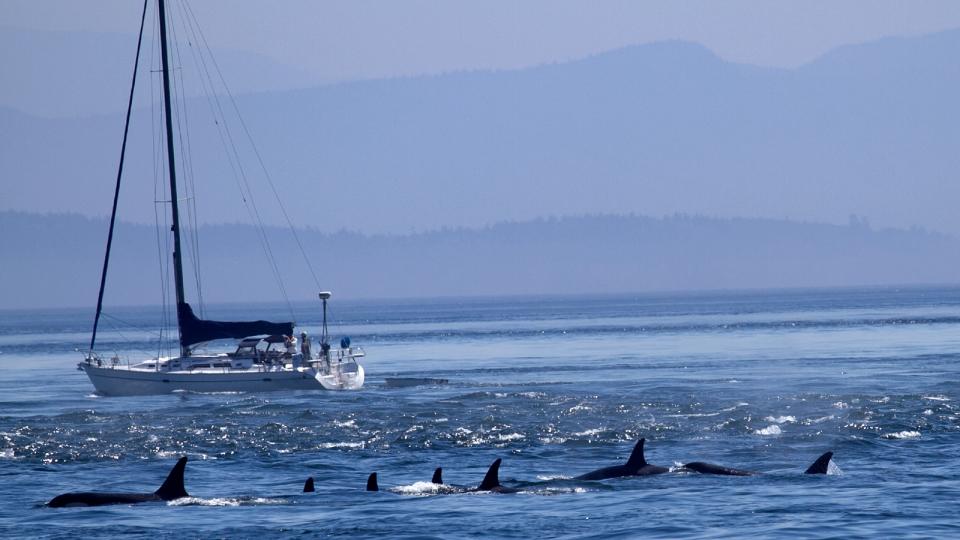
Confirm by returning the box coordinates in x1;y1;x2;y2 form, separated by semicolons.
366;472;379;491
154;456;189;500
625;439;648;470
804;451;834;474
432;467;443;484
477;458;502;490
303;477;315;493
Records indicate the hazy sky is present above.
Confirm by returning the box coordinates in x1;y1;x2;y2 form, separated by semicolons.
7;0;960;86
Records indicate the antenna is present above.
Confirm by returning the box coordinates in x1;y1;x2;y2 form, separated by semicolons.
319;291;332;346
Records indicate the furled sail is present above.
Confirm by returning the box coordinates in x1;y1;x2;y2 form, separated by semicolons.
177;302;293;348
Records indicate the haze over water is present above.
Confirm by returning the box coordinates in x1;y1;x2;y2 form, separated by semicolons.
1;287;957;538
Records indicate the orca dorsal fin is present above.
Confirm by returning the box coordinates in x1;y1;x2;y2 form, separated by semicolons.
804;451;834;474
477;459;502;490
432;467;443;484
625;439;648;471
154;456;189;500
366;472;379;491
303;477;315;493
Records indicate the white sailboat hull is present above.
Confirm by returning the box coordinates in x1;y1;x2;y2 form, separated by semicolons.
79;363;322;396
79;353;365;396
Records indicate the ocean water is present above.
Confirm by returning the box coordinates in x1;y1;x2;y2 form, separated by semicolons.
1;287;958;539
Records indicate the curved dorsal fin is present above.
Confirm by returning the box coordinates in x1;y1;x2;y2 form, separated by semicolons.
154;456;189;500
432;467;443;484
303;477;315;493
366;472;379;491
625;439;648;470
804;451;834;474
477;458;502;491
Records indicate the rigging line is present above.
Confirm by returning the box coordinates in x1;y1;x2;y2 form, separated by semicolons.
89;0;150;353
325;303;342;335
174;7;293;319
176;8;207;318
166;2;205;315
94;327;173;359
156;69;177;356
97;336;173;363
153;150;174;356
174;8;246;211
148;1;172;356
159;0;201;358
174;35;283;313
182;0;322;293
182;0;306;315
168;12;201;315
177;3;295;320
152;199;169;354
100;312;167;340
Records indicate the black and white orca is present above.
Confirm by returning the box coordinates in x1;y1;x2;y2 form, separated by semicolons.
47;456;189;507
682;451;835;476
574;438;668;480
365;460;518;493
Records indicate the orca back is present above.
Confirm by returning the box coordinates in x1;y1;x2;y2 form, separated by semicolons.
47;492;159;507
683;462;755;476
574;465;625;481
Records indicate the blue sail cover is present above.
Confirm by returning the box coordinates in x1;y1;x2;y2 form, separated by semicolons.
177;302;294;348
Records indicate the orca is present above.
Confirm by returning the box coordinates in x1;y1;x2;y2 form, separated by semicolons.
364;467;456;492
680;461;753;476
473;458;520;493
47;456;189;508
428;461;512;493
428;466;473;494
303;477;315;493
574;438;668;480
803;451;834;474
682;451;834;476
366;461;517;493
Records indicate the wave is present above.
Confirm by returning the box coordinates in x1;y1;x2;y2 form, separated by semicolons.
754;425;783;436
883;431;921;440
169;496;288;506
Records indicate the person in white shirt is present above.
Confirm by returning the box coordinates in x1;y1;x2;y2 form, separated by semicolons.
283;334;298;357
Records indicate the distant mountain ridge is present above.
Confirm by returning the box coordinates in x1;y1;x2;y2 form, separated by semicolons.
2;211;957;309
3;28;959;238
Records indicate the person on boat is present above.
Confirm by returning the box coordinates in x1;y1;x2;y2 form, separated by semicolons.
300;332;311;360
319;341;332;371
283;334;298;357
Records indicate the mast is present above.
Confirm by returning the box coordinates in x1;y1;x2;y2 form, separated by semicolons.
157;0;190;357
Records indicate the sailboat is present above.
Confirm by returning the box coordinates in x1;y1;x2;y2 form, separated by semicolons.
78;0;364;396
